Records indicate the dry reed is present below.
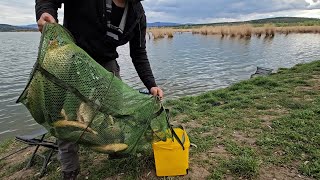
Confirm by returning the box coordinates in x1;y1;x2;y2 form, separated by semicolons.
148;28;177;40
189;24;320;38
147;25;320;40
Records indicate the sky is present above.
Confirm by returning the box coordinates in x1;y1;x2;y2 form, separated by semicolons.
0;0;320;25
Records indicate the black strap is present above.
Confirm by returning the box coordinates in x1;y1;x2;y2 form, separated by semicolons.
164;108;185;150
149;105;166;141
153;106;164;119
105;0;129;40
170;126;185;150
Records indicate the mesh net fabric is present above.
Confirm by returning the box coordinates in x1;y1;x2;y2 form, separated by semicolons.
17;23;171;154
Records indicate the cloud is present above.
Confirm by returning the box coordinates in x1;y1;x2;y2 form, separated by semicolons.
0;0;319;25
142;0;320;23
0;1;35;25
195;9;320;24
306;0;320;7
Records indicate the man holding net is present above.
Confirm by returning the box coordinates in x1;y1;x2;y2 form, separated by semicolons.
35;0;163;179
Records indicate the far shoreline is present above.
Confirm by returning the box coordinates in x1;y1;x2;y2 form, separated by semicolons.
0;30;38;32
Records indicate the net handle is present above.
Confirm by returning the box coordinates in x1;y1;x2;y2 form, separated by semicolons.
149;101;167;141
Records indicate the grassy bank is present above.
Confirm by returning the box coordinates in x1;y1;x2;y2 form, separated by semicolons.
1;60;320;179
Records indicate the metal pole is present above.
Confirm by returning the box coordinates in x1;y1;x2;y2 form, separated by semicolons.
0;146;29;161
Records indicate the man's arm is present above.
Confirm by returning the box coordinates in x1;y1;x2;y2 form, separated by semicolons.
129;15;163;99
35;0;63;32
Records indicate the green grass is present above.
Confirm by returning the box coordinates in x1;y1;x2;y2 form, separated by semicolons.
0;139;14;154
1;60;320;179
224;155;259;178
166;60;320;179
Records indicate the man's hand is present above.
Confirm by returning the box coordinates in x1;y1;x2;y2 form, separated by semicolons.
37;13;56;32
150;87;164;100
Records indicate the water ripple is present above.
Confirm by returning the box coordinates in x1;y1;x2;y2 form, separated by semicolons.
0;129;18;135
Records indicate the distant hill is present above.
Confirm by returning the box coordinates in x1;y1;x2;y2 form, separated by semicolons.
147;22;181;27
0;24;37;32
22;23;180;28
186;17;320;27
0;22;179;31
2;17;320;32
19;24;38;29
24;22;181;28
247;17;320;24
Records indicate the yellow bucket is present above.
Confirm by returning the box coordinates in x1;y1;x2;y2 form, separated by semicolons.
152;128;190;177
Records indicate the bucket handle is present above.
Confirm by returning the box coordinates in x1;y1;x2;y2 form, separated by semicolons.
170;125;186;151
165;109;186;150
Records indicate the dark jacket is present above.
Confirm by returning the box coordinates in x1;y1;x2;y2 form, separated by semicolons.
35;0;157;90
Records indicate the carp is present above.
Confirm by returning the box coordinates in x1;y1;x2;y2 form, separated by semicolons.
53;120;98;135
91;143;128;153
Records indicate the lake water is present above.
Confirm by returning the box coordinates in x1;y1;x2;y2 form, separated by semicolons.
1;32;320;140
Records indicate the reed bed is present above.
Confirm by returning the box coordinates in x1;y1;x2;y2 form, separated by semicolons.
147;25;320;40
192;24;274;39
191;26;220;35
276;26;320;35
148;28;177;40
191;24;320;38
